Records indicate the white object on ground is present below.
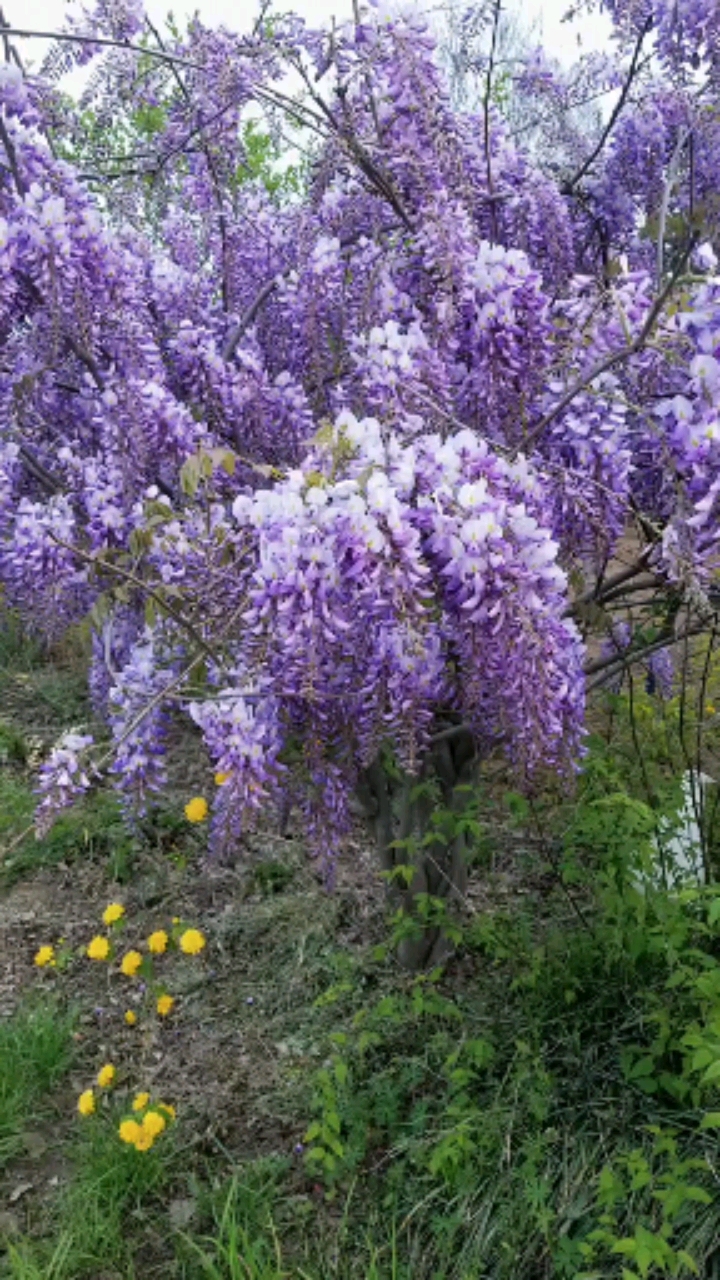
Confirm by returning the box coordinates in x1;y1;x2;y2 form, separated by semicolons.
643;770;715;891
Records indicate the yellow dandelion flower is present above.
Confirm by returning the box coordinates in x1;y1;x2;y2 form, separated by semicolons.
102;902;125;926
142;1110;166;1138
132;1092;150;1112
158;1102;176;1121
156;994;175;1017
34;944;55;967
124;1010;137;1026
118;1118;142;1145
96;1063;116;1089
120;949;143;977
134;1128;155;1152
184;796;208;823
214;771;231;786
77;1089;95;1116
172;917;180;925
147;929;168;955
707;703;716;715
87;935;110;961
179;928;206;955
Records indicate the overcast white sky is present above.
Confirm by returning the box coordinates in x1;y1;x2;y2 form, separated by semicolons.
14;0;612;68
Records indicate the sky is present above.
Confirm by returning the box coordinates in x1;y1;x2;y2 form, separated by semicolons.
12;0;613;70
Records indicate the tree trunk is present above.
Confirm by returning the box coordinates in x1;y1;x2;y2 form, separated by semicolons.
358;726;477;970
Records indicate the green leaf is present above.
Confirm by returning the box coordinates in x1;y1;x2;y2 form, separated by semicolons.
333;1059;349;1086
700;1111;720;1128
702;1058;720;1082
681;1185;712;1204
612;1238;638;1257
708;897;720;924
629;1055;656;1079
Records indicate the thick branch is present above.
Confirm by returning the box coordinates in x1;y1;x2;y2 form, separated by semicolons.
221;278;279;362
17;445;62;494
571;546;655;611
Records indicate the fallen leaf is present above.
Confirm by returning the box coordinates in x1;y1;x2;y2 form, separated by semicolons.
9;1182;33;1204
169;1197;197;1230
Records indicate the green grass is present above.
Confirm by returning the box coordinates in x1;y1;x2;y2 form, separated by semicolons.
0;778;136;886
3;1114;181;1279
0;612;45;674
0;1000;76;1170
4;1233;75;1280
57;1118;179;1277
175;1166;292;1280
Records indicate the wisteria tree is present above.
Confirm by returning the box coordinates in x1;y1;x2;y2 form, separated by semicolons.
2;0;720;965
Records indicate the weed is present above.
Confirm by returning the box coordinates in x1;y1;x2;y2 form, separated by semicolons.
175;1167;290;1280
0;999;76;1169
0;785;133;886
56;1115;178;1276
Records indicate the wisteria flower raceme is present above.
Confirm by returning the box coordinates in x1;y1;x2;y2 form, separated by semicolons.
3;0;720;901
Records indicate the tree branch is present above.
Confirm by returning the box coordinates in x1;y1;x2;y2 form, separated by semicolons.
0;114;25;195
221;277;279;362
48;532;217;660
585;621;708;691
0;25;204;69
17;445;62;495
562;18;651;194
483;0;502;242
517;235;697;458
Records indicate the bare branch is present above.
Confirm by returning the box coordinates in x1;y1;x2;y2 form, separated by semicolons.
562;18;652;194
0;25;204;69
18;445;62;494
48;532;217;660
483;0;502;242
586;621;708;691
221;278;279;362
